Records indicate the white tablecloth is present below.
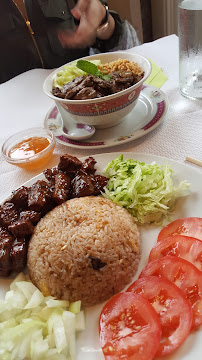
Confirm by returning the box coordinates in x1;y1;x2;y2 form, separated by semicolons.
0;34;202;203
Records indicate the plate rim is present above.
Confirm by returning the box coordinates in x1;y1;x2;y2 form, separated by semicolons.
0;152;202;360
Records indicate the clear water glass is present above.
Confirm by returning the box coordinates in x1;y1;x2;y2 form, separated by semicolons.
178;0;202;100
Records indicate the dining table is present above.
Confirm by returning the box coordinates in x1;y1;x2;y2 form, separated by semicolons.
0;33;202;360
0;33;202;204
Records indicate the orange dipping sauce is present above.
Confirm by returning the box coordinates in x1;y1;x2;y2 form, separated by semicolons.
9;136;51;159
2;128;56;170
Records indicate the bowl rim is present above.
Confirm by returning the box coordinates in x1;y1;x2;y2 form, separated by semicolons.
1;127;56;164
43;52;152;104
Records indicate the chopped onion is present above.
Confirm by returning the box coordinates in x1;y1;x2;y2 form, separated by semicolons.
0;273;85;359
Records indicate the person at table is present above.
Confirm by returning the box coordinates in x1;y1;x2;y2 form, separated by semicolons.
0;0;125;84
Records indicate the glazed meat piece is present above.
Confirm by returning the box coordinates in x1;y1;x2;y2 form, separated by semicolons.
93;76;110;88
61;76;86;99
0;202;19;228
8;218;34;238
107;79;129;94
52;173;71;204
71;169;95;198
28;180;52;212
133;74;144;84
53;76;86;99
19;210;41;224
8;186;29;210
111;71;134;84
93;175;109;195
81;75;95;87
106;71;136;94
63;75;97;99
73;87;98;100
81;156;97;174
58;154;82;176
0;227;14;276
71;75;108;99
62;86;83;99
92;77;110;97
11;238;27;273
43;167;60;184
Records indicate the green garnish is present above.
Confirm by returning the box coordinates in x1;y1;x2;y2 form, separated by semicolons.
76;59;112;81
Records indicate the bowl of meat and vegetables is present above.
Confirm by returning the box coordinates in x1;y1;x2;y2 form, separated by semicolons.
43;52;151;129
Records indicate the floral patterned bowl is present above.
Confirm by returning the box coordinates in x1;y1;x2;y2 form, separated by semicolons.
43;52;151;129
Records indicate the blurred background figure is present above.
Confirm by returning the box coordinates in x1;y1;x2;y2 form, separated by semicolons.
0;0;140;84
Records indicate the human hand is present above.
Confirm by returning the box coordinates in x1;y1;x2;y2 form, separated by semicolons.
58;0;114;48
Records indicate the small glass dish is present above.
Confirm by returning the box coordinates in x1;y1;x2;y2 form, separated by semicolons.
1;127;56;170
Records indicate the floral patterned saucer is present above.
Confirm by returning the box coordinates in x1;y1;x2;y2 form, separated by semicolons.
44;84;168;150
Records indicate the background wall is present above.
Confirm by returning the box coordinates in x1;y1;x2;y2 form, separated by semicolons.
108;0;153;43
108;0;178;44
151;0;178;40
108;0;144;43
140;0;153;42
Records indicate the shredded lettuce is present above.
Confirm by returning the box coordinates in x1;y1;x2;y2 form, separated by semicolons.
103;155;190;224
53;59;101;88
0;273;85;360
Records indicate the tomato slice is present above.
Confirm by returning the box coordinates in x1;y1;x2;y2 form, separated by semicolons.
99;292;161;360
149;235;202;271
140;256;202;328
126;276;192;356
158;217;202;242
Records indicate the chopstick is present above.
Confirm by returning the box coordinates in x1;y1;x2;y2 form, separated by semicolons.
185;156;202;167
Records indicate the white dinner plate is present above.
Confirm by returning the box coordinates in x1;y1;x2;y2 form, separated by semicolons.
44;84;168;149
0;152;202;360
